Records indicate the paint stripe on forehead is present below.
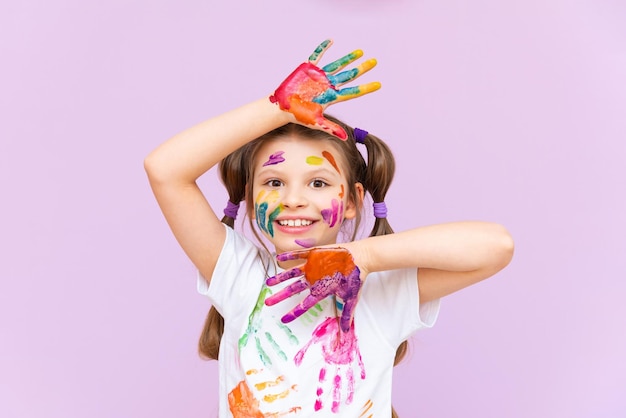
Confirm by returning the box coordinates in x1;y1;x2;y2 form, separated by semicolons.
306;156;324;165
322;151;340;174
263;151;285;166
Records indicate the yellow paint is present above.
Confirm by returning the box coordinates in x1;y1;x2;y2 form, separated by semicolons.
255;376;284;391
306;156;324;165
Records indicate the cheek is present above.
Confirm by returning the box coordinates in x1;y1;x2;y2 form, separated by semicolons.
321;199;344;228
254;190;284;236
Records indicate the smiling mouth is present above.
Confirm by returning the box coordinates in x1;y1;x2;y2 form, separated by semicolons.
277;219;314;227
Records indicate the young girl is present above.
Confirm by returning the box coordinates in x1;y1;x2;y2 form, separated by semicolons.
145;40;514;417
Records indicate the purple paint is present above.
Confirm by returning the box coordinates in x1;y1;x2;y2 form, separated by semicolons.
295;238;316;248
321;199;340;227
262;151;285;166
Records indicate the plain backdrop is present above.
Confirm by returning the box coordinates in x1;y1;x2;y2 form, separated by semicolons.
1;1;625;417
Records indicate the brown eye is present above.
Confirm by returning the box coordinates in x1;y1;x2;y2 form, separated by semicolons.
265;179;283;187
310;179;328;188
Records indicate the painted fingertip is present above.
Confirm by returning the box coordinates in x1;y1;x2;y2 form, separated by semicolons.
281;313;296;323
333;127;348;140
352;49;364;58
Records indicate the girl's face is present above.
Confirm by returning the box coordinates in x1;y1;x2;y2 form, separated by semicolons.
251;135;361;256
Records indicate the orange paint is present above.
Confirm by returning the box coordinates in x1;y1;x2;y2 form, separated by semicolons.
287;95;323;125
359;399;373;417
228;381;265;418
322;151;341;174
255;376;285;391
302;249;355;286
339;184;344;198
263;388;291;403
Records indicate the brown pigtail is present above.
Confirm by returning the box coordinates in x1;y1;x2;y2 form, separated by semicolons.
358;131;396;237
198;147;249;360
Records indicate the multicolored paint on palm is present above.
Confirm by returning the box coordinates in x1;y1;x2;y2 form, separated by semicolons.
239;286;298;367
255;191;284;237
269;39;381;140
263;151;285;167
294;316;365;412
264;247;362;333
228;380;301;417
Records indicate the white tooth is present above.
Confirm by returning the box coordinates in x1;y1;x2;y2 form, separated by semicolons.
295;219;302;227
288;220;295;227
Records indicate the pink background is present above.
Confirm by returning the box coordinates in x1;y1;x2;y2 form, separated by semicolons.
2;1;625;417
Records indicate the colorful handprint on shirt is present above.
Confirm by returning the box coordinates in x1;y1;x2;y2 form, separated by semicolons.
228;379;301;418
239;286;299;367
269;39;381;139
264;247;362;333
295;316;366;413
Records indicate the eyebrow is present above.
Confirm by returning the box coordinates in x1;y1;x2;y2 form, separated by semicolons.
257;166;340;179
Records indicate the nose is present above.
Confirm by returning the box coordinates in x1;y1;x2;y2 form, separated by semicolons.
281;185;308;209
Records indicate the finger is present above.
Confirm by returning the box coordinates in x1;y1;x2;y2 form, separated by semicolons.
266;267;304;286
280;294;323;323
308;39;333;65
327;58;377;86
315;116;348;140
331;82;382;104
265;280;309;306
321;49;364;74
339;297;358;333
276;249;312;262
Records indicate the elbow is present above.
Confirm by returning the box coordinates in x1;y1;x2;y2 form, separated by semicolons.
143;150;169;185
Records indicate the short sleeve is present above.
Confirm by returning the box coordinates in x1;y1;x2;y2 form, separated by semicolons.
360;268;440;346
196;224;270;320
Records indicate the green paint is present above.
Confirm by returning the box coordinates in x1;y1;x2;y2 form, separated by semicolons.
265;332;287;362
278;322;299;345
308;39;331;63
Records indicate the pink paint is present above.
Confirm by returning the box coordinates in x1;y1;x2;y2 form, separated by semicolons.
294;238;315;248
263;151;285;166
321;199;341;227
293;317;365;413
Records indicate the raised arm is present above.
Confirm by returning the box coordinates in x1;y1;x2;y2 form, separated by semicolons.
144;99;289;280
348;221;515;303
144;39;381;282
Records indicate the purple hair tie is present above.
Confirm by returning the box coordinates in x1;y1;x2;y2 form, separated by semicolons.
223;200;240;219
373;201;388;219
354;127;368;144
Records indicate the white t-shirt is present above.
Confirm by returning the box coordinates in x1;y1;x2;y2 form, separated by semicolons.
198;225;440;417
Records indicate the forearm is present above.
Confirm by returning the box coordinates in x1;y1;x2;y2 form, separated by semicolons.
144;97;290;183
357;221;514;276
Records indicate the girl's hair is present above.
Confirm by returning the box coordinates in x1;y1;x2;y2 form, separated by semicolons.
197;115;406;418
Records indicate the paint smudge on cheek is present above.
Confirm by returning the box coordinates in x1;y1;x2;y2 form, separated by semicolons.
322;151;340;174
339;184;344;199
263;151;285;167
321;199;342;228
255;191;284;237
295;238;316;248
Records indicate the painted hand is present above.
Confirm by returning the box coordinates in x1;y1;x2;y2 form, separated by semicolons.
264;247;362;333
239;286;300;368
295;317;366;413
269;39;381;140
